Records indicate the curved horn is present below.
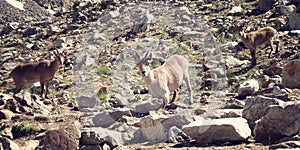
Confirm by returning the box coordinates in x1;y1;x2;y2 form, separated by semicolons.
144;51;152;60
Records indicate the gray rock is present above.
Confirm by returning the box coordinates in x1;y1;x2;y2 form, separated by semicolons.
242;95;285;129
225;56;250;69
282;60;300;88
0;109;14;120
254;103;300;144
134;98;163;113
23;27;37;36
222;98;245;109
228;6;243;15
99;9;120;23
132;10;154;33
92;111;117;128
258;0;276;11
219;42;239;53
161;114;194;129
216;109;243;118
0;136;20;150
276;5;296;15
269;140;300;149
289;13;300;30
54;37;67;48
167;126;190;143
1;22;19;35
79;145;102;150
289;30;300;36
182;117;251;144
139;112;168;141
77;96;97;108
80;127;134;148
13;91;34;107
238;79;259;98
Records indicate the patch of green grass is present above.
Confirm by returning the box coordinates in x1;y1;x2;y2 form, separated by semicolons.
11;121;38;139
96;66;110;76
216;34;227;44
226;72;234;79
157;108;166;114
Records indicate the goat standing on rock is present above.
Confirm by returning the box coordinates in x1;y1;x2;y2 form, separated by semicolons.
10;51;64;98
235;26;279;66
133;51;193;108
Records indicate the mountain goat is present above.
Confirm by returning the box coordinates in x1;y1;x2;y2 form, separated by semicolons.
235;26;278;66
133;51;193;108
10;51;64;98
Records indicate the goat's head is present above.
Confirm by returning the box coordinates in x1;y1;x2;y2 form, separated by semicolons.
133;51;152;77
234;41;247;52
53;50;65;65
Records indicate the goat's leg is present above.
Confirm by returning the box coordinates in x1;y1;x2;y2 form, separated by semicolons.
14;81;24;96
184;74;193;104
250;49;256;66
40;81;45;98
170;89;178;103
162;92;170;108
45;81;50;99
268;39;275;57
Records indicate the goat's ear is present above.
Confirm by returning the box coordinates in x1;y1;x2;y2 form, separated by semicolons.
132;50;140;63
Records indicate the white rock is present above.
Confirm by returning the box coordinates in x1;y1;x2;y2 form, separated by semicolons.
238;79;259;97
225;56;250;68
229;6;243;14
182;117;251;144
6;0;25;11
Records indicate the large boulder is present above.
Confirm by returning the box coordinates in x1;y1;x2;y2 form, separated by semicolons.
80;126;138;148
139;112;168;141
36;125;80;150
254;103;300;144
282;60;300;88
182;118;251;144
242;95;285;129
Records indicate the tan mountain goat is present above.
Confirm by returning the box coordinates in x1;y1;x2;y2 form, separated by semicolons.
235;26;278;66
133;51;193;108
10;51;64;98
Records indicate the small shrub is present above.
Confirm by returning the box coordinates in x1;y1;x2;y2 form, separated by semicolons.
96;66;110;76
11;121;37;139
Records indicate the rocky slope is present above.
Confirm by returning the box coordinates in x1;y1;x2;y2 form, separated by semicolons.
0;0;300;149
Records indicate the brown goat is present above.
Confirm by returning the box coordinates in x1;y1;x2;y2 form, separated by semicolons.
10;51;64;98
235;26;278;66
